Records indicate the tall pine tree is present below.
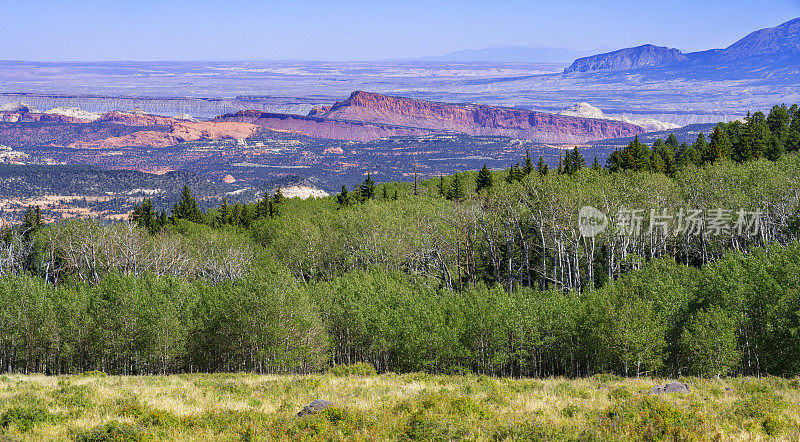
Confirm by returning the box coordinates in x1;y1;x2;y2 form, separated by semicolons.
172;185;203;223
475;164;493;193
448;173;464;201
536;156;549;175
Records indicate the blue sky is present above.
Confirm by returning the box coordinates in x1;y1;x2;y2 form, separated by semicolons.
2;0;798;61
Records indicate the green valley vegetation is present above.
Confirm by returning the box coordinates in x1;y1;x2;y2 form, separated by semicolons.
0;104;800;380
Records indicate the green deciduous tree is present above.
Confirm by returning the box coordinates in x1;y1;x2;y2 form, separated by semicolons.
681;306;740;377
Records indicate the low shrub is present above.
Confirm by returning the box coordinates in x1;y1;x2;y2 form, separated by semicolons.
762;415;785;436
327;362;377;377
77;371;107;378
283;406;374;439
75;421;144;442
54;384;95;413
562;404;581;418
592;373;623;383
601;395;705;440
732;390;787;419
0;404;56;433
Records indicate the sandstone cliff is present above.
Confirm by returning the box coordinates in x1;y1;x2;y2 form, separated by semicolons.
67;121;260;149
314;91;644;143
214;110;439;142
96;111;179;126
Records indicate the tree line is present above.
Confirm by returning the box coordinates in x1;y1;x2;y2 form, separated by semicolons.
1;242;798;377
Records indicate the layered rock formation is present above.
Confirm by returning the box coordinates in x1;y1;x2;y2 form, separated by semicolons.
313;91;644;143
214;110;439;142
68;121;259;149
96;111;179;126
1;92;647;148
0;110;91;123
0;121;153;147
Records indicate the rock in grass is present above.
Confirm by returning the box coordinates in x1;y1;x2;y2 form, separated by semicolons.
297;399;333;417
649;381;690;395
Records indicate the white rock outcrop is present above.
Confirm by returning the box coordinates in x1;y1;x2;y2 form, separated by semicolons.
559;102;680;133
44;106;101;121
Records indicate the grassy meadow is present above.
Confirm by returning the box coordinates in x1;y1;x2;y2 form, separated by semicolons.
0;370;798;441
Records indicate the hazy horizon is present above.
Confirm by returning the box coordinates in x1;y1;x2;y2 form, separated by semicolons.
1;0;798;62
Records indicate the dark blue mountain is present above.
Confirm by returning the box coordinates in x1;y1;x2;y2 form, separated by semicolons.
564;18;800;79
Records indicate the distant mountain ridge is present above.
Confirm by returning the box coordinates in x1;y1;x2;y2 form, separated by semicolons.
564;17;800;76
564;45;687;73
415;45;615;63
720;17;800;60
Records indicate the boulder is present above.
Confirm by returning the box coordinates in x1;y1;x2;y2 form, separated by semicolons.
297;399;333;417
648;381;690;395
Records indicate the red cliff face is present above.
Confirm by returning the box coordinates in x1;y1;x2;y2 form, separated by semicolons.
96;111;179;126
0;93;646;150
67;122;260;149
214;110;439;142
315;91;645;143
307;106;331;117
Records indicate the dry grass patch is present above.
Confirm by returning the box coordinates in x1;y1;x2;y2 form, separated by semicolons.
0;372;798;440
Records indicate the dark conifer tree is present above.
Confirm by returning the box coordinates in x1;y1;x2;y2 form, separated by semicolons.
172;185;202;223
536;156;549;175
704;123;730;163
437;175;448;196
273;187;285;205
256;191;268;219
337;185;350;208
606;150;621;173
131;199;159;234
567;147;586;174
591;156;602;172
475;164;493;193
766;104;791;143
523;148;534;175
241;204;253;228
665;133;680;151
448;172;464;201
360;174;376;201
218;197;230;226
231;203;243;227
